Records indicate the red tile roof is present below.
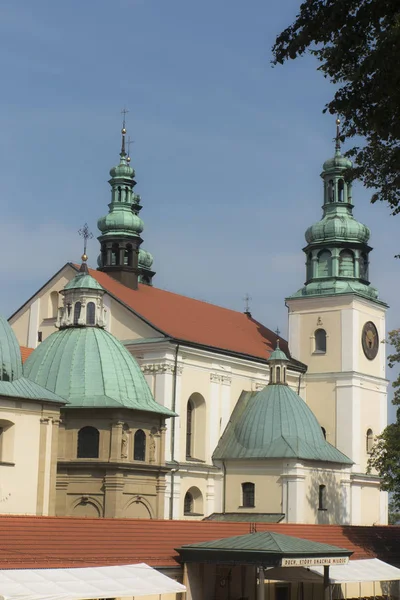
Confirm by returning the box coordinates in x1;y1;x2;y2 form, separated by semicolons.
20;346;34;362
81;266;291;363
0;516;399;570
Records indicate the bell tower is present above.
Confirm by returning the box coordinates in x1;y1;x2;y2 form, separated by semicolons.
286;120;389;525
97;114;155;289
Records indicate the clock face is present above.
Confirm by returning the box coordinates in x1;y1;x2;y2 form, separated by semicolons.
362;321;379;360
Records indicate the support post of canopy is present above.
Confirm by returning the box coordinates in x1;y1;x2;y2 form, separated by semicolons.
257;567;265;600
323;565;330;600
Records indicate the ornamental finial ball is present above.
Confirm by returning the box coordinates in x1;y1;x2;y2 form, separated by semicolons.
121;127;126;135
81;253;88;262
336;118;340;125
127;156;131;163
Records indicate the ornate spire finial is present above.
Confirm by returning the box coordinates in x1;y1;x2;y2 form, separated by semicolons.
120;107;129;155
244;293;252;317
275;326;280;337
335;118;341;154
78;223;93;266
276;338;280;349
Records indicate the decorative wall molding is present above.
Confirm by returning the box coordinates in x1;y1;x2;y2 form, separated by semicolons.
141;362;183;375
210;373;222;383
221;375;232;386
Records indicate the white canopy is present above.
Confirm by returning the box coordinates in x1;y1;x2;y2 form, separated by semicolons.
311;558;400;583
265;559;400;584
0;563;186;600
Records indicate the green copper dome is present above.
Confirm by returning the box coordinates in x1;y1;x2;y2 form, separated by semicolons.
64;272;104;291
0;315;23;381
139;248;154;269
268;344;289;362
323;152;352;172
305;213;370;245
213;386;352;464
97;207;144;236
23;327;175;415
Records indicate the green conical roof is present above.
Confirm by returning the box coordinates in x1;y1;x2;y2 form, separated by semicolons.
268;341;289;362
213;388;352;464
23;327;175;415
0;315;22;381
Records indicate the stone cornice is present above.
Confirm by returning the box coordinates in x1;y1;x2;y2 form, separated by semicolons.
305;370;388;387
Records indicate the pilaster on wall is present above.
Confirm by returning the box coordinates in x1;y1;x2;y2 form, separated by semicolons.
103;473;125;518
28;298;40;349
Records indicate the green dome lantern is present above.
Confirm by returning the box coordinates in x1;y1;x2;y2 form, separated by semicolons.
288;119;380;303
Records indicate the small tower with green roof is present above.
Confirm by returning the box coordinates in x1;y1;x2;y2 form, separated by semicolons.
286;121;388;524
97;118;155;289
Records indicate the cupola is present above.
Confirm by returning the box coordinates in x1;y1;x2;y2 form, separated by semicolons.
288;119;379;302
268;340;289;385
56;259;107;329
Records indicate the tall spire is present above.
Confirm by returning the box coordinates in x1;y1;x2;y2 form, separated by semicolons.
335;117;341;154
97;113;156;289
288;119;379;303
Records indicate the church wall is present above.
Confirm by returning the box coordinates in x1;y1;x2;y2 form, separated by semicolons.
10;267;74;347
302;464;350;525
352;299;386;379
224;461;283;514
106;295;160;340
0;399;60;515
301;378;336;444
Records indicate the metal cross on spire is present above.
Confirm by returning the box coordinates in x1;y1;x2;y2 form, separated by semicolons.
121;107;129;129
78;223;93;261
275;326;281;337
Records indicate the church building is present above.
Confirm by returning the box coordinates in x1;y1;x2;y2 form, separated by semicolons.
7;120;388;524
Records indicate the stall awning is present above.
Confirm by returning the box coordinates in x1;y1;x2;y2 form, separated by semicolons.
264;558;400;584
312;558;400;583
0;563;186;600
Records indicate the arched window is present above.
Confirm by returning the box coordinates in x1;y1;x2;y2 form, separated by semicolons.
338;179;344;202
321;427;327;439
186;400;193;458
73;302;81;325
366;429;374;453
134;429;146;461
339;250;355;277
318;484;327;510
86;302;95;325
49;291;59;318
276;366;281;383
360;253;369;280
306;253;313;281
183;487;204;516
328;179;334;202
242;482;255;508
317;250;332;278
314;329;327;353
77;426;99;458
111;245;119;266
184;492;193;515
118;186;122;202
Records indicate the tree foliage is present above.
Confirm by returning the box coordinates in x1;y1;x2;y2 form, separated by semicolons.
368;330;400;509
272;1;400;212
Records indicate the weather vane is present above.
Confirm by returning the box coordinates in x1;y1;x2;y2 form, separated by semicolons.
244;293;252;315
78;223;93;262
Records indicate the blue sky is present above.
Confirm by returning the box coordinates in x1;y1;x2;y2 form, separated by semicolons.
1;0;399;416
